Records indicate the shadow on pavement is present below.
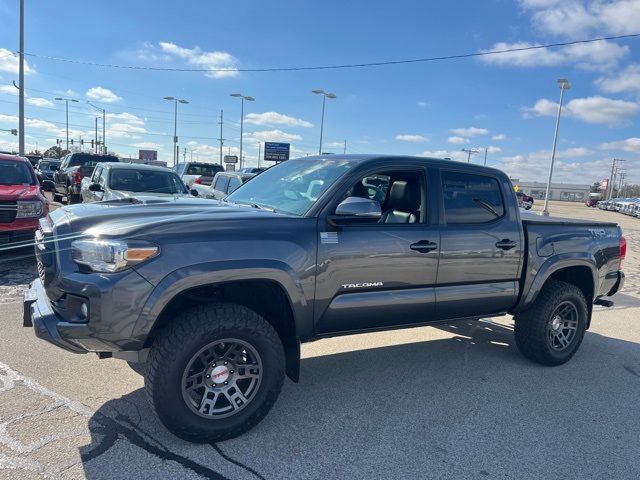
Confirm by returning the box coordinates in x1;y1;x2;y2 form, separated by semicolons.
78;320;640;480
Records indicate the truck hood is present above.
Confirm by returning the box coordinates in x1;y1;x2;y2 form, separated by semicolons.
51;196;285;237
0;184;39;201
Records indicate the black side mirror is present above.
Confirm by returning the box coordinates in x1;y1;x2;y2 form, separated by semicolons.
328;197;382;226
88;183;103;192
40;180;55;192
190;188;199;197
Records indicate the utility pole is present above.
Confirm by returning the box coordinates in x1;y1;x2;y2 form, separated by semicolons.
608;159;626;200
94;118;98;153
18;0;24;156
258;142;261;168
461;148;479;163
183;146;187;163
483;147;488;166
217;109;224;165
343;140;347;155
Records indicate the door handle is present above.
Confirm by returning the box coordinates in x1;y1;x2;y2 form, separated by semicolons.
410;240;438;253
495;239;517;250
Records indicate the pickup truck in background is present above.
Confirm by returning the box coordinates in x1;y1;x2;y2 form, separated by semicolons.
53;152;120;204
0;154;49;248
24;154;625;442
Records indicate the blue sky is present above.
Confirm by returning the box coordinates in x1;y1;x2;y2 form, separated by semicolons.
0;0;638;184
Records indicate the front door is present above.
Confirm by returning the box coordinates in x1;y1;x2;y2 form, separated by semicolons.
314;166;441;335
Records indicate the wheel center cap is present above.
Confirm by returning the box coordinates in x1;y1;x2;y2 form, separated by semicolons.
210;365;230;384
551;316;562;331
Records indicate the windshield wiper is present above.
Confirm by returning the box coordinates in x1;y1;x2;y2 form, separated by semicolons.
472;198;500;218
227;200;276;213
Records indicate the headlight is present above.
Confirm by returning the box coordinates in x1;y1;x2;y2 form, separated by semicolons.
16;201;44;218
71;239;159;273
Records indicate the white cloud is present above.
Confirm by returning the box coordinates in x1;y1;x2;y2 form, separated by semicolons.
523;95;640;125
86;87;122;103
396;134;427;143
326;141;346;148
421;149;468;162
105;112;144;125
487;146;502;154
0;84;17;95
159;42;239;79
244;112;313;128
595;64;640;94
0;48;34;74
447;136;469;144
244;129;302;143
417;101;429;108
599;137;640;153
492;134;507;141
26;97;53;107
479;40;628;70
107;123;147;139
450;127;488;137
131;142;163;150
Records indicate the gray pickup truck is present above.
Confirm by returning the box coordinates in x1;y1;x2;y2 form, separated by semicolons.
24;155;626;442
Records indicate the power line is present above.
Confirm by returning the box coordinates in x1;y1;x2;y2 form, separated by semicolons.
19;33;640;73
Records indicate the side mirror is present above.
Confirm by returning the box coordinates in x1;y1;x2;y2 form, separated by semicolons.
88;183;103;192
190;188;199;197
40;180;54;192
331;197;381;224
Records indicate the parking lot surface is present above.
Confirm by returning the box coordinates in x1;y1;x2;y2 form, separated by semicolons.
1;201;639;480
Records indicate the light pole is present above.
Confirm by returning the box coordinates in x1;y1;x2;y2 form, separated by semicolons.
87;102;106;153
312;89;336;155
542;78;571;216
54;97;78;151
461;148;479;163
18;0;24;156
164;97;189;168
230;93;254;169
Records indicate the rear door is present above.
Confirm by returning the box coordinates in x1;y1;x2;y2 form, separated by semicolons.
435;169;523;319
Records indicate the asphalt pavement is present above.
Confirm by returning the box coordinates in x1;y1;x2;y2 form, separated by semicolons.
1;200;639;479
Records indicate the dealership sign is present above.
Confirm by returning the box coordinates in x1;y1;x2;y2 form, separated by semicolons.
264;142;290;161
138;149;158;161
224;155;238;164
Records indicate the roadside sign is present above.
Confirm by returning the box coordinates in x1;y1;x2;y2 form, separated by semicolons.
138;149;158;161
264;142;290;161
224;155;238;164
514;185;520;192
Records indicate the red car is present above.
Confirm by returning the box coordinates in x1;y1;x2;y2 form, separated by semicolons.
0;154;49;247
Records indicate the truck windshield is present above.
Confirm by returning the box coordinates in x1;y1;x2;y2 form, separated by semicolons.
109;169;187;194
0;161;35;185
69;154;120;167
226;158;356;215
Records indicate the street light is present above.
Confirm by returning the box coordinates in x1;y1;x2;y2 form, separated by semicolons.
230;93;254;169
1;128;17;136
54;97;79;151
312;89;337;155
164;96;189;168
541;78;571;216
87;102;106;153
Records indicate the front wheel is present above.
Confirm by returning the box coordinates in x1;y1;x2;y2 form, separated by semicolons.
514;280;588;366
145;303;285;443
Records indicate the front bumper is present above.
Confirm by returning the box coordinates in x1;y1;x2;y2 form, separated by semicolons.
23;278;87;353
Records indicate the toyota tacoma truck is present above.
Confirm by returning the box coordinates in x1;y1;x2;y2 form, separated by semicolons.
23;155;626;442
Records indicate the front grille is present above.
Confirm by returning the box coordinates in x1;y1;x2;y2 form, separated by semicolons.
0;201;17;223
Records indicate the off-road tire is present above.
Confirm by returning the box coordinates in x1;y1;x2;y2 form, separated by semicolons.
514;280;588;366
145;302;285;443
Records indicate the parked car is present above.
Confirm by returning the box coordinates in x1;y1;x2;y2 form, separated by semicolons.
585;198;599;207
190;171;255;200
174;162;224;187
24;154;626;443
81;163;191;202
0;154;49;247
53;153;119;204
24;154;43;168
35;158;61;183
516;191;534;210
239;167;267;174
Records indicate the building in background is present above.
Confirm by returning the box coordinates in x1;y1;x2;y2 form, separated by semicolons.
517;181;590;202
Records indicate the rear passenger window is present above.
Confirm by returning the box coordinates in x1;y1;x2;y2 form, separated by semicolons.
214;175;229;192
442;171;505;224
227;177;242;193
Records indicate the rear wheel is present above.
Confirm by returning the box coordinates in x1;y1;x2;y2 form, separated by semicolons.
145;302;285;443
514;280;588;366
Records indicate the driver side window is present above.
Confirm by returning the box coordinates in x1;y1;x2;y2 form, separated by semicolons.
340;170;426;224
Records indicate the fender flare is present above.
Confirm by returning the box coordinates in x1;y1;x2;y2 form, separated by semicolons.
514;253;598;313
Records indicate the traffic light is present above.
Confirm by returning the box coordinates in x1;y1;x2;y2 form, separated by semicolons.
70;139;74;145
80;139;84;145
91;140;94;148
